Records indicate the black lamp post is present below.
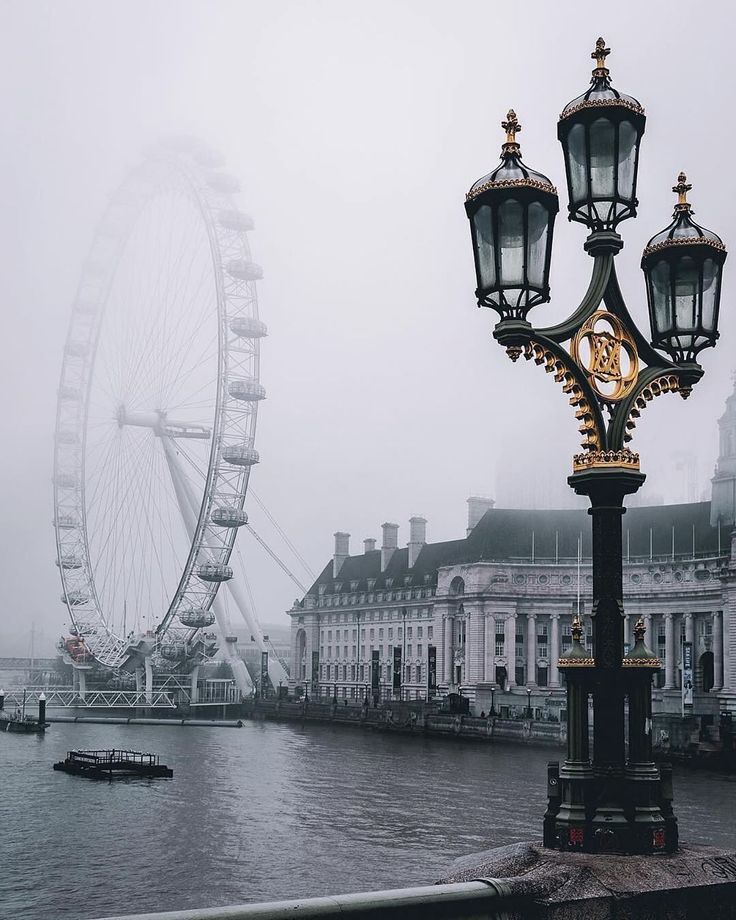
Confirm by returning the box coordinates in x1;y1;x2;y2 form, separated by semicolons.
526;687;533;720
490;684;496;716
464;38;726;855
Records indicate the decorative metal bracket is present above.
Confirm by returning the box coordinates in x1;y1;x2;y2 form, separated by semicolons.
493;231;704;473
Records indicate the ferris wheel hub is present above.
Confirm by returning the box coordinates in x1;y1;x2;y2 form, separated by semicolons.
115;406;211;439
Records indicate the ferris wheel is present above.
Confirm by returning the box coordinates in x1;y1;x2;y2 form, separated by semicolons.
53;138;279;692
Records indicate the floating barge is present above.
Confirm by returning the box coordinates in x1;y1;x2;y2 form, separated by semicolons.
0;690;48;734
53;749;173;779
0;713;49;734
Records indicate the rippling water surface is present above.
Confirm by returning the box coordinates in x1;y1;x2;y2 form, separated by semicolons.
1;720;735;919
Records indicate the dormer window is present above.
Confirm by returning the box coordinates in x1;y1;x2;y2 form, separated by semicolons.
367;578;376;590
334;582;342;593
385;578;394;588
350;581;358;591
318;584;326;596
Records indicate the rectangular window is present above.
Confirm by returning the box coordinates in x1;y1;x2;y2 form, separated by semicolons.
417;643;422;657
379;628;384;639
351;645;356;658
416;665;422;684
352;629;357;640
428;626;433;640
327;630;332;641
405;665;412;682
398;627;403;639
360;629;365;640
327;646;332;658
407;627;413;638
350;665;356;680
388;627;394;639
343;645;348;658
369;628;375;640
361;645;365;658
407;644;412;657
417;626;423;638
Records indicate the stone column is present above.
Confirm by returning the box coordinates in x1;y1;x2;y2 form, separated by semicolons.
549;614;561;687
664;612;675;689
444;615;454;685
714;610;724;691
467;606;485;684
484;614;493;681
526;613;536;686
504;613;516;688
623;613;631;652
643;613;652;646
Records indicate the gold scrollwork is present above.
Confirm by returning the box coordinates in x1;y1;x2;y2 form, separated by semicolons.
571;310;639;403
622;375;681;444
521;342;602;454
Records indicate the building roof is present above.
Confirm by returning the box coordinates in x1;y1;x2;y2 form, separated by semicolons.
306;501;727;598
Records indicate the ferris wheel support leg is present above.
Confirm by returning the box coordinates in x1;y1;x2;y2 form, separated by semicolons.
224;577;290;689
144;657;153;705
161;436;253;698
189;665;200;704
76;668;87;702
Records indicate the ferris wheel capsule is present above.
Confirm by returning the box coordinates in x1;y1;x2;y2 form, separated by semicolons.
53;514;79;529
206;172;241;194
230;316;267;338
55;472;78;489
228;380;266;401
178;608;216;628
58;385;81;401
226;259;263;282
64;590;89;606
160;642;189;662
197;563;234;583
56;554;82;570
211;507;248;527
65;341;88;358
56;428;79;445
219;210;255;233
222;445;259;466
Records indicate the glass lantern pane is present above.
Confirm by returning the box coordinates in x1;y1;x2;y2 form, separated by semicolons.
526;201;549;288
701;257;718;334
567;123;587;204
650;260;672;336
674;256;699;331
473;204;496;289
617;120;637;201
589;118;615;198
498;199;524;286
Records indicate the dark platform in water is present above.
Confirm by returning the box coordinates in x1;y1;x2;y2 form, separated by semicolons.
0;714;48;734
53;749;173;778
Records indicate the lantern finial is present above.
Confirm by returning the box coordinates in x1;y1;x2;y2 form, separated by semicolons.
633;616;646;642
673;172;692;212
571;613;584;642
591;37;611;75
501;109;521;155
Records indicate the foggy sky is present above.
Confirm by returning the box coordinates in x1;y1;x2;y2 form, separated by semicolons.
1;0;735;655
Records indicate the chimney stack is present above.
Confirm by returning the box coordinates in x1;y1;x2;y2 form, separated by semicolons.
364;538;376;554
408;516;427;568
467;496;495;536
333;532;350;578
381;522;399;572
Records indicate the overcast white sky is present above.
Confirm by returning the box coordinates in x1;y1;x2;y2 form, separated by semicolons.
1;0;734;654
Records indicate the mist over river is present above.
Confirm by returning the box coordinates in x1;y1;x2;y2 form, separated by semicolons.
2;720;735;920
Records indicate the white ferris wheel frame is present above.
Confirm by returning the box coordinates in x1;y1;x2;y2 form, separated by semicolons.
53;141;265;671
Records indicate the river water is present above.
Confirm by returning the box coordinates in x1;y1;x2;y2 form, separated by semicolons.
1;720;735;920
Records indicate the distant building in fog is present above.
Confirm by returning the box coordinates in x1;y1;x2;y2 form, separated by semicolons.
287;382;736;718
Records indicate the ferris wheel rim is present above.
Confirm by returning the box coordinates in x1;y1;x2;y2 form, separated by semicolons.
53;142;264;669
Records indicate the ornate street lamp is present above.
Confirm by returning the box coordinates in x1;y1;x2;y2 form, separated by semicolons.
464;39;727;856
465;110;559;319
642;173;727;363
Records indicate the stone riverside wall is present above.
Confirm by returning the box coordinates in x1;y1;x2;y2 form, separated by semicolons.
239;699;566;746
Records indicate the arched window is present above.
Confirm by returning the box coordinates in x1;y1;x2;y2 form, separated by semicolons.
449;576;465;596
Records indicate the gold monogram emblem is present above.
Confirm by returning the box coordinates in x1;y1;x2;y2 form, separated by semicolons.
571;311;638;402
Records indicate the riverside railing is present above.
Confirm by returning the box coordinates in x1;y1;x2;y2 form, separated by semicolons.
95;879;517;920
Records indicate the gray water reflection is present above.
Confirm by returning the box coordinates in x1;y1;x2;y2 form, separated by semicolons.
1;720;734;919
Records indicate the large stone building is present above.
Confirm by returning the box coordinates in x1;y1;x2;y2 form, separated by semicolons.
288;387;736;718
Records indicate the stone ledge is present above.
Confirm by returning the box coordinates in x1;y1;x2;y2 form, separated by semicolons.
440;841;736;918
